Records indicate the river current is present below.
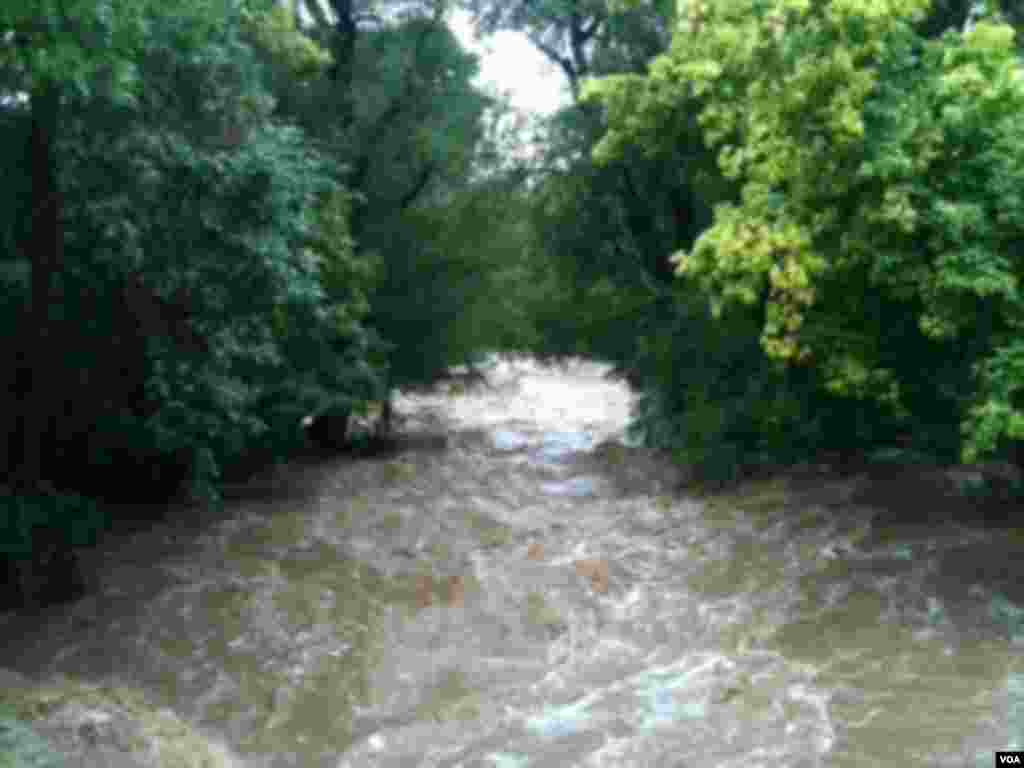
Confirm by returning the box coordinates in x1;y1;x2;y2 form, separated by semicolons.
1;357;1022;767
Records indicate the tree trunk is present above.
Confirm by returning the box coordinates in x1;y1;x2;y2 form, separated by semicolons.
17;82;62;493
376;397;393;439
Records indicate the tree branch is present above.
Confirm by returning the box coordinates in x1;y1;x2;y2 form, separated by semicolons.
529;34;566;68
300;0;329;29
580;16;601;41
398;159;437;209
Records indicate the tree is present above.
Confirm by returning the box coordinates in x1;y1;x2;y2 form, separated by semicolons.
355;15;520;406
268;0;451;242
0;0;242;607
0;0;383;497
490;0;721;373
0;0;226;491
250;1;533;433
585;0;1024;466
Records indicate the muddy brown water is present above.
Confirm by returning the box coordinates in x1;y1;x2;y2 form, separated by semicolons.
1;357;1022;768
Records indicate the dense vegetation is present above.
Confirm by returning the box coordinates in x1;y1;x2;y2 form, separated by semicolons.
506;0;1024;485
0;0;537;609
583;0;1024;481
2;0;1023;610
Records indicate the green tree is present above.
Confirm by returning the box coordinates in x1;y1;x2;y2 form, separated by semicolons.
494;0;722;380
356;15;525;401
585;0;1024;466
0;0;390;607
251;2;537;434
0;0;381;496
0;0;235;606
0;0;229;492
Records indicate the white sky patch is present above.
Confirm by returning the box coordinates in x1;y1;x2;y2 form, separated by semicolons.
447;9;571;118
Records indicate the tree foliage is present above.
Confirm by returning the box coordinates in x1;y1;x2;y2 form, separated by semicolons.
346;14;540;400
0;0;539;611
0;0;388;606
50;3;373;497
585;0;1024;466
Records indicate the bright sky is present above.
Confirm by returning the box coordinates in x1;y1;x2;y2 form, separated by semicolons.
446;9;572;118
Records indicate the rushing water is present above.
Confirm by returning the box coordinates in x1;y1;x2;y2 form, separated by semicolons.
1;357;1022;768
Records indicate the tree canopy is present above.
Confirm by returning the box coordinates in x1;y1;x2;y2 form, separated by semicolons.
584;0;1024;466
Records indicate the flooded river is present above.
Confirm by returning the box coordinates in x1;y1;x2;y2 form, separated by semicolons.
1;357;1022;767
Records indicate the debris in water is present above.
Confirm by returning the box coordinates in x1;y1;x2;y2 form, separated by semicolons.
574;558;610;594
